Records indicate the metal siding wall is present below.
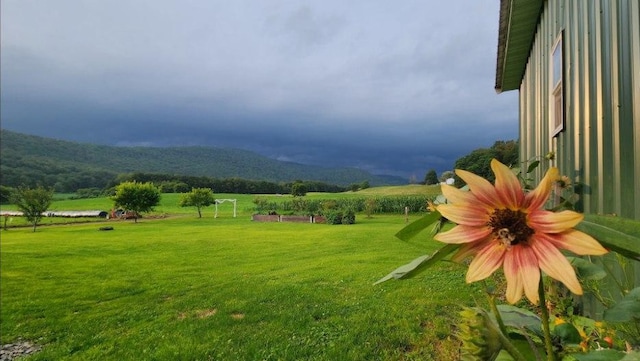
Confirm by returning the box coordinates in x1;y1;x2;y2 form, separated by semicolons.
519;0;639;221
618;0;639;219
633;0;640;220
518;0;640;317
588;1;602;214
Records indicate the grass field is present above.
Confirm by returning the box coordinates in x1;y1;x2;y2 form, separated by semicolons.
1;186;485;360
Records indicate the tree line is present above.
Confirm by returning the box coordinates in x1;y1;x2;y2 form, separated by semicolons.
0;173;351;205
106;173;347;195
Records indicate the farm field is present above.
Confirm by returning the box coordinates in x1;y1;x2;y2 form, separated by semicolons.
0;187;485;360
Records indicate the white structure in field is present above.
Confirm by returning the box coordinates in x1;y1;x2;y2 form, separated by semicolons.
214;199;237;218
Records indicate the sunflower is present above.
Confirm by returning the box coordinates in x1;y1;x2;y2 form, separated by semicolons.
434;159;607;304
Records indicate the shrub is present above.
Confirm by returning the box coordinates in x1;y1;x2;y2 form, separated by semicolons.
341;209;356;224
324;208;356;225
253;197;279;215
291;197;308;213
324;210;343;225
321;200;338;213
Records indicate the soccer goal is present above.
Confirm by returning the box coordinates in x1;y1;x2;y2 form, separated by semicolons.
214;199;237;218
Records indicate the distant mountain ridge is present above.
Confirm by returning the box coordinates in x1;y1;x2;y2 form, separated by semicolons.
0;129;406;190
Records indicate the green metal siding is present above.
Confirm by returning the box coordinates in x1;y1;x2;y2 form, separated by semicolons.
517;0;640;317
519;0;640;221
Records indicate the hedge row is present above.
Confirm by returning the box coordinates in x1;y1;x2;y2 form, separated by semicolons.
253;195;434;216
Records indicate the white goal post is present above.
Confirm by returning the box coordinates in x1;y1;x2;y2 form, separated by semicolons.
214;199;237;218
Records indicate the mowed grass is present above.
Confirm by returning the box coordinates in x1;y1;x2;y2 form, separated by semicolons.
1;186;484;360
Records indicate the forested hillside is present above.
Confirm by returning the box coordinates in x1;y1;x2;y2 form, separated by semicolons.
0;130;405;192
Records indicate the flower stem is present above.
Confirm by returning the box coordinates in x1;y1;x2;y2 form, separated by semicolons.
486;291;508;336
538;279;556;361
481;312;528;361
482;284;528;361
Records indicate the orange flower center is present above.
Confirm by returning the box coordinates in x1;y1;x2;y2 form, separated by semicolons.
488;209;534;248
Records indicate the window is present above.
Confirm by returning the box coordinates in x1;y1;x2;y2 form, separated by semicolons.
551;31;564;136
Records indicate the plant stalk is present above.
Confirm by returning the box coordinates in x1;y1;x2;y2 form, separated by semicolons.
538;279;556;361
481;312;528;361
486;291;509;337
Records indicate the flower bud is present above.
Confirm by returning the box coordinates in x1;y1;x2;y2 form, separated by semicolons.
458;307;502;361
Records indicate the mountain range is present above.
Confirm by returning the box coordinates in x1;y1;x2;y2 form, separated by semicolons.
0;129;406;191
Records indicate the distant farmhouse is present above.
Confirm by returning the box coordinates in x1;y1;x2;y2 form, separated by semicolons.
494;0;639;314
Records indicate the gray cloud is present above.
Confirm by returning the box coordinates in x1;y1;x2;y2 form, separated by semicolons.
1;0;518;179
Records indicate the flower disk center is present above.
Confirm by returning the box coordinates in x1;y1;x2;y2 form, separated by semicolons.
488;209;533;247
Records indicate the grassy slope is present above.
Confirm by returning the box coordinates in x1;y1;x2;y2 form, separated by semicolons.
0;186;485;360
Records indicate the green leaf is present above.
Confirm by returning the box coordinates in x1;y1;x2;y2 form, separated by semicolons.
495;350;515;361
554;322;582;344
574;215;640;261
495;338;545;361
620;351;640;361
568;257;607;281
374;244;460;284
394;211;441;242
526;160;540;174
603;287;640;323
496;305;542;335
570;349;629;361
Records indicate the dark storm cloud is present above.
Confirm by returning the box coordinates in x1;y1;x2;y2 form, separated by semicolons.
1;0;518;179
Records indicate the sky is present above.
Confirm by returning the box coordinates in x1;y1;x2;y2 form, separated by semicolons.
1;0;518;180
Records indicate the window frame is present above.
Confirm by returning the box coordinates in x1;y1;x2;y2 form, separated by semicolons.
550;30;565;137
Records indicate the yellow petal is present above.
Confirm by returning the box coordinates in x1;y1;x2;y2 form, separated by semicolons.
491;159;524;210
512;247;541;304
528;210;584;233
503;251;524;304
541;230;608;256
437;204;490;227
466;242;506;283
441;184;479;206
455;168;503;208
524;167;559;210
434;225;492;244
531;236;583;295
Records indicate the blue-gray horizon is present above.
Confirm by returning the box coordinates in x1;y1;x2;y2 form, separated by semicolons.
1;0;518;179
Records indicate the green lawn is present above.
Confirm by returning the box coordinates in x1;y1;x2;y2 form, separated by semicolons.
1;187;484;360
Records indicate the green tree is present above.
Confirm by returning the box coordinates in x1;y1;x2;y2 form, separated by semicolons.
11;186;53;232
112;181;161;223
290;182;307;197
424;169;439;185
360;180;370;190
364;198;377;218
0;185;15;204
452;140;519;187
492;140;519;167
179;188;215;218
